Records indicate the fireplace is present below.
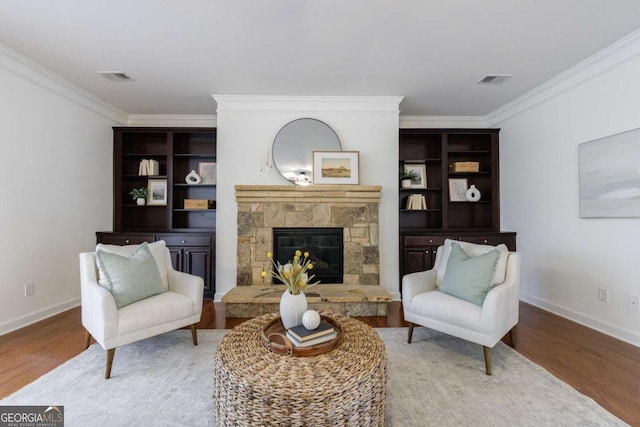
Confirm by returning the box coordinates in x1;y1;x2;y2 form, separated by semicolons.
273;228;343;284
235;185;381;287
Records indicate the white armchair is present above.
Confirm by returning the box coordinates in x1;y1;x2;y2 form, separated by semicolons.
402;240;521;375
79;243;204;379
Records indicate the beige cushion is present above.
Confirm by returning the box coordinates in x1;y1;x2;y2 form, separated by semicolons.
96;240;169;291
436;239;509;287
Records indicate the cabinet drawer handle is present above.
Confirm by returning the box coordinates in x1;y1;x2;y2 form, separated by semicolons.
182;240;187;244
483;239;488;244
125;239;130;244
425;250;429;254
428;239;433;243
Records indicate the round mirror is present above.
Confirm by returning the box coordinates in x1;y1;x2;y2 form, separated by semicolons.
272;118;341;185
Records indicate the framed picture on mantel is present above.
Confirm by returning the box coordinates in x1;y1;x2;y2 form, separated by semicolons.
313;151;359;185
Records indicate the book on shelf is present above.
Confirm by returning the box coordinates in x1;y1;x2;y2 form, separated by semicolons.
406;194;427;210
286;331;338;347
138;159;159;176
138;159;149;175
148;159;159;175
287;321;335;342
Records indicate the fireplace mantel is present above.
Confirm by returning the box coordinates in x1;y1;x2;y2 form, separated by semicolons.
235;185;382;204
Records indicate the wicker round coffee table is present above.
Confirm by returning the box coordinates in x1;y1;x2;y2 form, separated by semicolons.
213;312;387;426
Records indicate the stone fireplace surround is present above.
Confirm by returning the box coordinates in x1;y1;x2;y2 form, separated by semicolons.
222;184;392;317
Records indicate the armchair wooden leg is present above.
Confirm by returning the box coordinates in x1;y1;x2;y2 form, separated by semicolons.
84;329;92;350
483;346;492;376
509;326;517;348
407;322;415;344
105;348;115;380
190;324;198;346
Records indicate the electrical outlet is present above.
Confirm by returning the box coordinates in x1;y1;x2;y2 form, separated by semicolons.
25;282;35;297
598;288;609;302
628;295;639;311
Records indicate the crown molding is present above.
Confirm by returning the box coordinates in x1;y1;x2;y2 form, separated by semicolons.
400;115;487;129
486;29;640;126
128;114;217;127
212;95;404;112
0;43;128;125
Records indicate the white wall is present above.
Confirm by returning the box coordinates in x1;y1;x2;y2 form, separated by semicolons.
0;49;120;334
214;96;402;300
494;50;640;346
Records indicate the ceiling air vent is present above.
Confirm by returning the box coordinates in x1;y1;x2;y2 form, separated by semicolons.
98;71;132;81
477;74;512;84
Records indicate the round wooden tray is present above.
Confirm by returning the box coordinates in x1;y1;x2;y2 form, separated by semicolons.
260;314;344;357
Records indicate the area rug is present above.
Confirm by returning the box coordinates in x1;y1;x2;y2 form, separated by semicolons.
1;328;626;426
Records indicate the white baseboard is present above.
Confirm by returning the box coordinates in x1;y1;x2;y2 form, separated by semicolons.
0;297;81;336
520;293;640;348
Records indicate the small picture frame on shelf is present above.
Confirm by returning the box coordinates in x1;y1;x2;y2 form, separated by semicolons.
198;162;217;184
313;151;359;185
147;179;168;206
403;164;427;189
448;178;468;202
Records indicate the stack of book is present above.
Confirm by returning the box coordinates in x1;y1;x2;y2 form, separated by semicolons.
138;159;159;176
406;193;427;210
286;321;337;347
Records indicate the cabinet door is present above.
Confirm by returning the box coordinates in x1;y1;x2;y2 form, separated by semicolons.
403;247;437;274
167;247;184;272
184;247;213;292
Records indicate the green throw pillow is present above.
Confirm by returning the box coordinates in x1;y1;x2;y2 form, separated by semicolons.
439;242;499;306
96;242;166;309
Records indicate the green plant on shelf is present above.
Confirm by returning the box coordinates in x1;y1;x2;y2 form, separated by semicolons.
399;169;420;183
129;187;148;200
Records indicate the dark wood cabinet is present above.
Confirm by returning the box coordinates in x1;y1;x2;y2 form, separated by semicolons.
96;232;215;295
97;127;217;298
400;232;516;281
398;128;516;292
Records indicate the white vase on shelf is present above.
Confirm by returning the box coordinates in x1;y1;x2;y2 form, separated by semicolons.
185;170;202;185
465;185;481;202
279;290;307;329
136;198;146;206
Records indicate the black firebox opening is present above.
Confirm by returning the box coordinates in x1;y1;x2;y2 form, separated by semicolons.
272;227;343;284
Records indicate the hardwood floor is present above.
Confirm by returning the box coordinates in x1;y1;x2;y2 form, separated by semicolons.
1;301;638;425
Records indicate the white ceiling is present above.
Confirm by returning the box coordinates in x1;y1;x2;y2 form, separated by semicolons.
1;1;640;116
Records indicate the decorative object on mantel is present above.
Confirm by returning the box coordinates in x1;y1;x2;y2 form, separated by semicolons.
312;151;360;185
185;170;201;184
129;187;147;206
264;249;319;329
272;118;342;186
465;184;481;202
